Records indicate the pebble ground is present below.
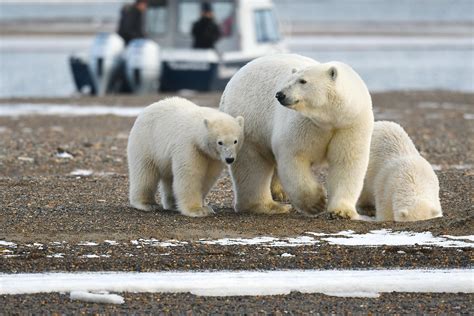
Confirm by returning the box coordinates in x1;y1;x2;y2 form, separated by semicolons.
0;91;473;314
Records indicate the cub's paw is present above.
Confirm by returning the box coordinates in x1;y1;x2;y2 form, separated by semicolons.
130;202;160;212
180;205;215;217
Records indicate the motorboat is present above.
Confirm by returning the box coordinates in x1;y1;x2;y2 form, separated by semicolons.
70;0;286;95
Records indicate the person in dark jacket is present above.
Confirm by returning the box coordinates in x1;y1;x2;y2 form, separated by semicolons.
192;2;221;49
118;0;148;45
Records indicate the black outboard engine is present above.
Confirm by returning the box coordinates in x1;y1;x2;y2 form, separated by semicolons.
124;39;161;94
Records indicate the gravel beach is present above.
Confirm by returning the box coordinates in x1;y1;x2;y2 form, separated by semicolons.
0;90;473;313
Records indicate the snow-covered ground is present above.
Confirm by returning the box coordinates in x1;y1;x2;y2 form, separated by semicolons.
2;230;473;255
1;269;472;297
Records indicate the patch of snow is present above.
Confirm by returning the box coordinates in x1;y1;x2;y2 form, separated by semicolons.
0;104;143;117
17;156;34;163
323;291;380;298
431;164;473;171
0;241;17;248
70;169;93;176
56;152;73;159
0;126;10;133
81;254;99;259
47;253;64;258
355;215;376;222
200;236;318;247
452;164;473;170
464;114;474;120
1;269;472;297
443;235;474;242
306;231;354;237
49;241;64;246
78;241;98;246
320;230;474;248
418;102;472;111
104;240;119;246
431;164;442;171
280;253;295;258
70;291;124;304
131;239;188;247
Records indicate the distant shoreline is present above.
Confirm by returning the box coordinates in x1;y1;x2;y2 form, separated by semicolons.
1;20;473;37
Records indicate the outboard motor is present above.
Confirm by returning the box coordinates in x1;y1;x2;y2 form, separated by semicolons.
124;39;161;94
89;33;125;96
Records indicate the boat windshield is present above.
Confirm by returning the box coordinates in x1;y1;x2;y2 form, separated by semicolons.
254;9;280;43
178;0;235;37
146;0;168;36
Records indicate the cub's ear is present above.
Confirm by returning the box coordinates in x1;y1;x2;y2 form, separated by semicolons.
236;116;244;128
291;68;298;74
328;66;337;81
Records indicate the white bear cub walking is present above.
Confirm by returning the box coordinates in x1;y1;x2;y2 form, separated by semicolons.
127;97;244;217
358;121;442;221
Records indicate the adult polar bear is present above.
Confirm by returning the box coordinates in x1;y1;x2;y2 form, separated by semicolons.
220;54;374;219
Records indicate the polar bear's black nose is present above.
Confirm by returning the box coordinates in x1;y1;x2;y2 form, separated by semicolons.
275;91;286;102
225;157;235;164
276;91;286;102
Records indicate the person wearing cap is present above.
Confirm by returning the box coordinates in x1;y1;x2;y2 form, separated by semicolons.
118;0;148;45
192;2;221;49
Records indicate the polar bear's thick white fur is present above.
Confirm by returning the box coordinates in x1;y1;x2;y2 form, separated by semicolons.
220;54;374;218
127;97;244;217
358;121;442;222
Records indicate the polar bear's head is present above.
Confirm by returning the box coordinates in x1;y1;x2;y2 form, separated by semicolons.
395;199;443;222
276;62;371;128
204;116;244;165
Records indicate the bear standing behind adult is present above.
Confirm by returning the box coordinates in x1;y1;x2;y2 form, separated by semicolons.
220;54;374;219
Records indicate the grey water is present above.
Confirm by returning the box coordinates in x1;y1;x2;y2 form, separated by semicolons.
0;0;473;97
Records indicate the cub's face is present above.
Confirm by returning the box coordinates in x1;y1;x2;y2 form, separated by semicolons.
204;116;244;164
395;200;443;222
275;64;338;121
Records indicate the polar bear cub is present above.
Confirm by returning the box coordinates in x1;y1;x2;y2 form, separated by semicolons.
127;97;244;217
358;121;442;221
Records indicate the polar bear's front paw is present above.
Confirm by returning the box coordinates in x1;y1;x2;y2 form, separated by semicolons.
180;205;215;217
329;208;359;220
272;189;289;202
131;202;160;212
244;201;292;215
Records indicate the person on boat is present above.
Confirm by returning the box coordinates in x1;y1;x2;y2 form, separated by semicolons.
191;2;221;49
118;0;148;45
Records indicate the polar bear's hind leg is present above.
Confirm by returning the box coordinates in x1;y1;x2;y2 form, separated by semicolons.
129;156;160;212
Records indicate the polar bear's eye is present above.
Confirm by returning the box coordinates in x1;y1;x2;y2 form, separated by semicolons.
218;141;223;146
234;140;238;144
299;79;307;85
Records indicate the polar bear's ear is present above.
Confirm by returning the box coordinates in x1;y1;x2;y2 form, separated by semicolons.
236;116;244;128
291;68;298;74
328;67;337;81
